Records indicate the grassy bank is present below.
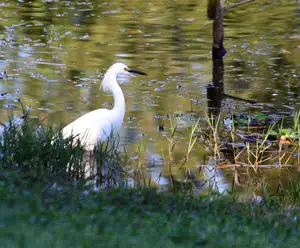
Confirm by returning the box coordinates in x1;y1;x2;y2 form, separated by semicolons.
1;184;300;248
1;110;300;247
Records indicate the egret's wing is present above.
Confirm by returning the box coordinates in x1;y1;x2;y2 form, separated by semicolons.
62;109;112;149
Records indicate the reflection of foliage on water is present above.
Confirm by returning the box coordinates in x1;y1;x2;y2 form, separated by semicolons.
0;0;298;124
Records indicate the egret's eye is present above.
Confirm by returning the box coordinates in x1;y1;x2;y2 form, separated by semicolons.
124;68;128;71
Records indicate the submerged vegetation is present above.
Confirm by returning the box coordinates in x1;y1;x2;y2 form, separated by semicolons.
148;109;300;204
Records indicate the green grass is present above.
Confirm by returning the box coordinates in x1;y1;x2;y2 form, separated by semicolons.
1;184;300;248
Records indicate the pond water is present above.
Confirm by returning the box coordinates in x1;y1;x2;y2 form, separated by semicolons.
0;0;299;195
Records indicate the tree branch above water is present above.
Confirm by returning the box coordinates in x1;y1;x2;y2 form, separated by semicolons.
224;0;255;12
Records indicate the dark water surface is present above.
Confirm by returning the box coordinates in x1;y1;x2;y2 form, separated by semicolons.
0;0;299;194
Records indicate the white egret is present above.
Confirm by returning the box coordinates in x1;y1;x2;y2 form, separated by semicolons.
62;63;147;150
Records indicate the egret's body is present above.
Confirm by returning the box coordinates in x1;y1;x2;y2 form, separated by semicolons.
62;63;146;150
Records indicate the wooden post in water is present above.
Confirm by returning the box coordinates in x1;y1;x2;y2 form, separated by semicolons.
207;0;226;116
206;0;256;116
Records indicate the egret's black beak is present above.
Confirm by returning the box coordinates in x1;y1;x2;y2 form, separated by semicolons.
128;69;147;76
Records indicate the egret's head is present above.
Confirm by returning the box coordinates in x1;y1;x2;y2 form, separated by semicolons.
102;62;147;91
107;62;147;76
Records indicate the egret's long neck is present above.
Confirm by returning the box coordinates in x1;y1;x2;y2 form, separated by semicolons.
102;71;126;121
111;82;125;116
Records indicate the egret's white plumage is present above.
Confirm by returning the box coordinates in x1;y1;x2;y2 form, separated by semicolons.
62;63;146;150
